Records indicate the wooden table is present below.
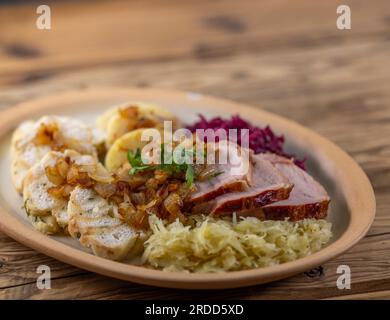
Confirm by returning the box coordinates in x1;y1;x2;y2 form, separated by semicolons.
0;0;389;300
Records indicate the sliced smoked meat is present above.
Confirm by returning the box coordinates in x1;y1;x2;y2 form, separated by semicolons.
189;163;248;204
188;141;252;204
256;153;330;220
191;153;293;216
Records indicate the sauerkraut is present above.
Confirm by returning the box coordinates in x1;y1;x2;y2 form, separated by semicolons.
142;215;332;272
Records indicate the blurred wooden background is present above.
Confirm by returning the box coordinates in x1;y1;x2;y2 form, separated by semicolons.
0;0;390;299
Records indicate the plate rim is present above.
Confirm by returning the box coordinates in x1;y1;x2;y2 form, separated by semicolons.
0;87;376;289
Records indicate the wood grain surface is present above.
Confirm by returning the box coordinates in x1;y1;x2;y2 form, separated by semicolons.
0;0;389;299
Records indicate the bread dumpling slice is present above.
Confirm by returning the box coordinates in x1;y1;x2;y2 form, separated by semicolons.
81;224;143;261
22;151;68;234
22;149;104;233
29;215;62;235
11;115;104;192
68;187;147;261
67;187;115;235
12;146;50;195
11;120;51;193
97;102;178;147
52;206;70;229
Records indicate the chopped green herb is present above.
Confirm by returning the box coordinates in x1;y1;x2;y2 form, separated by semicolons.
185;165;195;186
129;165;153;175
127;145;199;185
23;198;31;216
127;149;144;168
205;170;224;180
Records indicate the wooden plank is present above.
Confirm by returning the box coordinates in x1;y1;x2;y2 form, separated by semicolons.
326;290;390;300
0;0;389;83
1;229;389;299
0;233;82;289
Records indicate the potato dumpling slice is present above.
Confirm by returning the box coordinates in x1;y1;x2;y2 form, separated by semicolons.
105;128;165;172
96;108;117;133
97;102;178;147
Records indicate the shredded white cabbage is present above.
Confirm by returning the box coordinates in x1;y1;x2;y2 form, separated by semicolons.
142;215;332;273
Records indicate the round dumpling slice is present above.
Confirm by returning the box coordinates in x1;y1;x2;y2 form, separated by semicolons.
105;127;164;172
97;102;178;147
22;149;106;234
11;115;105;192
22;151;69;234
68;187;147;261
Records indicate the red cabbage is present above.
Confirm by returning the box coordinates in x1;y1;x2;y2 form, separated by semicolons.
186;114;306;170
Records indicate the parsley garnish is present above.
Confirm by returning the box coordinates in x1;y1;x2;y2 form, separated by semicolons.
185;164;195;185
127;145;197;185
127;149;155;175
127;145;224;185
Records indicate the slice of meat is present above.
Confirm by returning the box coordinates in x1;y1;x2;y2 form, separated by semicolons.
189;164;247;203
188;141;252;204
191;154;293;216
257;153;330;220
